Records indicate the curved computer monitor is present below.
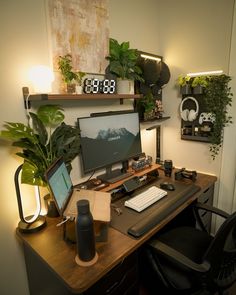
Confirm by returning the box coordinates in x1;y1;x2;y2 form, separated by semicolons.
77;111;142;183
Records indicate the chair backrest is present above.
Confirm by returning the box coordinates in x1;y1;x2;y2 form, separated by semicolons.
203;212;236;288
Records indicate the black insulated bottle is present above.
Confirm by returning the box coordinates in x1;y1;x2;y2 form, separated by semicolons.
76;199;96;262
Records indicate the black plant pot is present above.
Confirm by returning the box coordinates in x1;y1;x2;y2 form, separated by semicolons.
193;85;203;94
44;194;60;217
180;85;192;95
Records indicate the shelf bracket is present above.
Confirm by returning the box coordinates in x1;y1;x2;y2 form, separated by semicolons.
22;87;31;109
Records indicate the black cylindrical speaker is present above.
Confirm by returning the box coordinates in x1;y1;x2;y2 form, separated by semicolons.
164;160;173;177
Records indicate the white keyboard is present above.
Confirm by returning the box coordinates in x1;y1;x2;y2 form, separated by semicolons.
124;186;167;212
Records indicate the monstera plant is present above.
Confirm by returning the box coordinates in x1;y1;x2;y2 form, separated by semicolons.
0;104;80;187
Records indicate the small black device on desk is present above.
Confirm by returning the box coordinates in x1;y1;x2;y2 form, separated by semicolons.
75;178;109;191
160;182;175;191
175;168;197;181
122;176;141;192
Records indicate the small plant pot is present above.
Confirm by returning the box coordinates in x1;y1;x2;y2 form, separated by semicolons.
76;85;83;94
44;194;60;217
180;85;192;95
117;79;134;94
193;85;203;94
67;83;76;94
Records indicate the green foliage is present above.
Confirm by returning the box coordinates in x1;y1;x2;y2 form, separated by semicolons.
204;74;233;159
76;71;86;86
0;105;80;186
139;92;155;113
58;54;85;85
106;38;144;82
177;75;191;86
136;91;156;120
192;76;208;88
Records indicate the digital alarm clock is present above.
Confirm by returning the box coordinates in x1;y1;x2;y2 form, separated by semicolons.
83;78;116;94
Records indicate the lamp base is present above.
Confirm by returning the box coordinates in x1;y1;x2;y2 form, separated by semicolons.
18;215;47;233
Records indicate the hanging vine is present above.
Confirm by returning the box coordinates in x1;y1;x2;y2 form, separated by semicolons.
204;74;233;159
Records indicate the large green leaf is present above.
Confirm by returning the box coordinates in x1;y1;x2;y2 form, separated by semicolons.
120;41;129;52
37;105;65;127
21;161;46;186
0;122;37;142
29;112;48;145
50;123;80;163
109;61;125;78
13;138;40;152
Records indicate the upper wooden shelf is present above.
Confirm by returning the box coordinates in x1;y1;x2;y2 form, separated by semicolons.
27;93;142;101
22;87;143;108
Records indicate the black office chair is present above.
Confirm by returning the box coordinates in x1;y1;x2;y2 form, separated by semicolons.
141;202;236;295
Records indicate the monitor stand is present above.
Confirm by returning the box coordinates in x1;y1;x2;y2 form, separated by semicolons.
97;161;133;184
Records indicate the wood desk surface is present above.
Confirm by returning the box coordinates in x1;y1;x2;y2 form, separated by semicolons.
16;170;216;293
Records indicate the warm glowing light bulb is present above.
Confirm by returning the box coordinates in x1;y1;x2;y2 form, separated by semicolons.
28;65;54;93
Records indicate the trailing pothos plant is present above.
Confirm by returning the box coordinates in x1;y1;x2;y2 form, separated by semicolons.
0;105;80;187
204;74;233;159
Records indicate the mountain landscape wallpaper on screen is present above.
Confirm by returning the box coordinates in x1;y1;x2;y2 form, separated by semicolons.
81;126;141;172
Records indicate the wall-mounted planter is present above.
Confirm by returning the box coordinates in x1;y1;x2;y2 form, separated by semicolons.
193;85;203;94
180;84;192;95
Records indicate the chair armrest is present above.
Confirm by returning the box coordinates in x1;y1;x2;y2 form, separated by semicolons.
149;240;210;273
194;202;229;219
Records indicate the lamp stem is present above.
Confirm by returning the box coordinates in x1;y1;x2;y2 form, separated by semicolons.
14;165;46;233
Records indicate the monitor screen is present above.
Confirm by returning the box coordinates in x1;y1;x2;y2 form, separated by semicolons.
78;112;142;181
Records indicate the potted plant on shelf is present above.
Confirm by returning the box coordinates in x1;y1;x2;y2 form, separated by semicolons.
203;74;233;159
177;75;192;95
135;92;156;121
106;38;144;94
192;75;208;94
58;54;85;94
0;104;80;215
75;71;86;94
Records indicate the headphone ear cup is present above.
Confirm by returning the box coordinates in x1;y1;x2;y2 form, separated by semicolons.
188;109;197;121
181;109;189;121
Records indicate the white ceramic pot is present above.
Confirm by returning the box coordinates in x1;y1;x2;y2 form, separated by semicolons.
76;85;83;94
117;79;134;94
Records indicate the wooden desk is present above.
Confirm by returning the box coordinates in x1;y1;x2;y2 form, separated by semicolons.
16;170;216;294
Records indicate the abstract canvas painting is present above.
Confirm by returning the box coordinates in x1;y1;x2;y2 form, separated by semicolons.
47;0;109;75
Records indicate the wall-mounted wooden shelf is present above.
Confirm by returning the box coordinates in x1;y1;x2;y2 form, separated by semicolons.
181;134;210;143
140;116;170;130
22;87;143;108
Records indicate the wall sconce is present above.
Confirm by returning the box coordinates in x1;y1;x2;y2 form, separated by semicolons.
28;65;54;93
187;70;223;77
15;165;46;233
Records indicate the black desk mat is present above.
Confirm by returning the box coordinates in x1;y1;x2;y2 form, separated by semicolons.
110;178;200;239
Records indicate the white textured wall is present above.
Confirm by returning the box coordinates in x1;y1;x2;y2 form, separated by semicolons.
0;1;51;294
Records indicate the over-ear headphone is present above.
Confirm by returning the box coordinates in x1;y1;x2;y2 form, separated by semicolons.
180;96;199;122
